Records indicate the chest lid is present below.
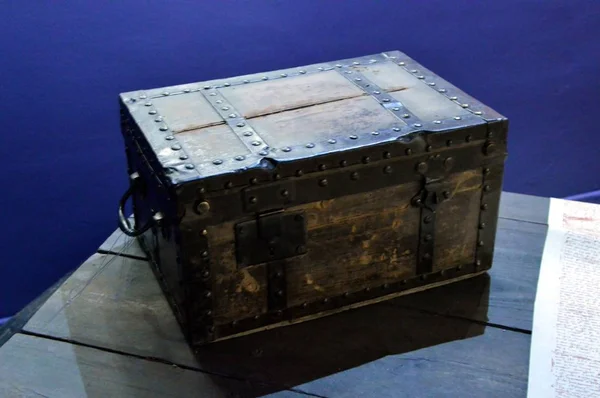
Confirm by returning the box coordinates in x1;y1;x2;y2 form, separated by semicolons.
120;50;505;186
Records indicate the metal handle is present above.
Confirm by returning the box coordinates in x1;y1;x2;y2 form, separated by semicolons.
118;173;160;237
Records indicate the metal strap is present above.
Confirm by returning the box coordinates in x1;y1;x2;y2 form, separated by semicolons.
336;69;422;124
199;90;270;156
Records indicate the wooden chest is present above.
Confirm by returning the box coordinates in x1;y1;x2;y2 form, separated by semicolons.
118;50;508;346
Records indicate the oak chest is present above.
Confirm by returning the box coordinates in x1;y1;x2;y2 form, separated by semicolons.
117;50;508;346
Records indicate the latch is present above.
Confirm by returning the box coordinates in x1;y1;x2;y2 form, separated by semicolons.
412;177;452;274
235;210;307;268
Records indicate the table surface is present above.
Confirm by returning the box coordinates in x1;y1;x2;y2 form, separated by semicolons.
0;192;549;398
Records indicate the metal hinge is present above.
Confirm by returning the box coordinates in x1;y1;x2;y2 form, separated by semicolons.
412;177;452;274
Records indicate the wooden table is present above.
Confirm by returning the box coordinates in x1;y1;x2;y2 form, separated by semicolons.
0;192;549;398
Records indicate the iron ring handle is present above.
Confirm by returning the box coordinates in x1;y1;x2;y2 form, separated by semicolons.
118;173;157;237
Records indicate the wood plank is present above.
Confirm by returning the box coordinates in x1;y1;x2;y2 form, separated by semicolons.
220;70;366;118
249;95;404;149
196;297;529;398
0;334;301;398
499;191;549;224
176;124;250;170
151;92;224;133
23;253;198;367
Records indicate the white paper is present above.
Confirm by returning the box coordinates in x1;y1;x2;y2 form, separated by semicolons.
528;198;600;397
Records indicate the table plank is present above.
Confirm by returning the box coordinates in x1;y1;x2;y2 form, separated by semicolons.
499;192;549;225
0;333;304;398
98;225;147;259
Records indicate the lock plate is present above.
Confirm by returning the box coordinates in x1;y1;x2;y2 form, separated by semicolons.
235;211;307;267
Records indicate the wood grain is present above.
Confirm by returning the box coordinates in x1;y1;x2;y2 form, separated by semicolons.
219;70;366;118
98;221;146;259
249;95;403;148
0;334;300;398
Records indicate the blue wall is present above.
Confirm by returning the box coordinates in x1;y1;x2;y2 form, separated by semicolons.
1;1;599;318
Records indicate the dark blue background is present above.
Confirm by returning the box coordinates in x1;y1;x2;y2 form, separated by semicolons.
1;1;598;318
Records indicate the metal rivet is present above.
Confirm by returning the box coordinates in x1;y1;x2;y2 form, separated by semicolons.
282;147;291;152
382;98;390;103
424;234;432;242
433;120;442;124
483;168;491;175
154;117;163;123
236;122;245;128
350;172;359;180
212;159;223;165
484;142;496;155
328;138;337;144
349;135;358;140
185;163;195;170
317;67;324;71
411;69;418;73
144;102;152;107
336;63;343;68
274;173;281;180
373;91;381;95
204;85;211;90
392;107;400;111
365;287;371;292
417;75;424;79
259;150;269;156
383;151;391;159
353;61;360;65
208;326;215;333
224;83;230;87
306;143;315;148
340;160;348;167
465;135;472;142
476;259;482;266
296;170;304;177
461;103;469;108
171;144;181;151
162;91;170;96
484;185;491;192
443;190;451;199
250;177;258;185
424;215;432;224
148;110;157;115
428;82;436;86
302;302;308;308
299;70;306;74
479;222;486;229
243;131;253;137
413;123;423;128
323;298;329;304
139;94;147;99
159;126;168;131
204;290;212;298
454;116;462;120
221;106;230;111
402;114;410;119
243;79;250;83
447;140;453;147
319;179;328;187
249;196;257;204
165;135;174;140
235;155;245;161
438;88;447;93
371;131;380;136
209;92;217;96
262;76;268;81
405;148;413;155
179;154;188;160
252;141;261;146
488;132;494;138
444;157;454;169
354;77;362;82
215;100;222;104
426;145;432;152
280;73;288;78
183;88;191;93
393;127;401;132
450;96;458;100
280;189;289;197
474;111;483;115
228;113;236;118
362;156;370;164
416;162;428;173
319;164;327;171
384;165;392;174
481;203;488;210
399;61;405;66
478;241;484;247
